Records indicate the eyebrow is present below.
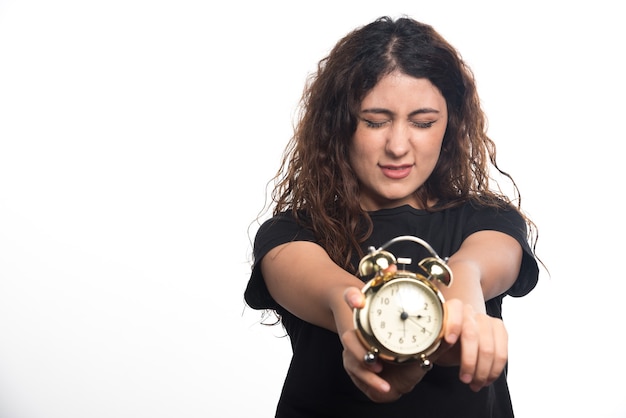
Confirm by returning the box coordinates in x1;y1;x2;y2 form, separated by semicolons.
360;107;440;117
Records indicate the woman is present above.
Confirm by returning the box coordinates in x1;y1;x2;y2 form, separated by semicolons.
245;16;539;417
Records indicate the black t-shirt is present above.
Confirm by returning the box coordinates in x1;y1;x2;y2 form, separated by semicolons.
245;202;539;418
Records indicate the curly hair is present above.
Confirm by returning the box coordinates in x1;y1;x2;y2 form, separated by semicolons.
268;16;536;272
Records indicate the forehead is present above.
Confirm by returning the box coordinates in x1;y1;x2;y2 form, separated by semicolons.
361;72;446;110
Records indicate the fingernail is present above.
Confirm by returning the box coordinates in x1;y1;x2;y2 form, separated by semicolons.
460;374;472;384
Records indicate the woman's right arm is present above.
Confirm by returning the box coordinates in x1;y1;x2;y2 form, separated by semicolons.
260;240;362;334
261;240;410;399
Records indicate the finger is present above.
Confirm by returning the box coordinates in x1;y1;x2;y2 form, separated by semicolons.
341;343;391;398
346;365;392;400
484;320;508;386
443;298;463;345
341;329;383;373
468;313;496;391
458;304;479;386
382;264;397;274
344;286;365;309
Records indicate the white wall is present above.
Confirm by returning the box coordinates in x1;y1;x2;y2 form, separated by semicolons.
1;1;624;417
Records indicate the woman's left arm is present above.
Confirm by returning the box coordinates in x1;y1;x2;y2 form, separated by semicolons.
438;230;523;391
445;230;523;307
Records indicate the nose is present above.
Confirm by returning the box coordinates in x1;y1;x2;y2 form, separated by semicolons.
385;122;410;157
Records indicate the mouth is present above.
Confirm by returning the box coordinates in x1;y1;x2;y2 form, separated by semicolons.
379;164;413;179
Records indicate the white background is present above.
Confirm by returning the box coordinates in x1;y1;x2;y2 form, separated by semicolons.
1;1;624;417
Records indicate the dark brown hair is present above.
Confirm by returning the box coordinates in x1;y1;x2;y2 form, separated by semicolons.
267;16;536;272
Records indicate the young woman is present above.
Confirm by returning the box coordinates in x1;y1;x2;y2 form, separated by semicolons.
245;16;539;417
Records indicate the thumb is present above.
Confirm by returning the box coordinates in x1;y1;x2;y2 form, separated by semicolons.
343;286;365;309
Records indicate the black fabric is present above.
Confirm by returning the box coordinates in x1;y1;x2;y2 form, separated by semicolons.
244;202;539;418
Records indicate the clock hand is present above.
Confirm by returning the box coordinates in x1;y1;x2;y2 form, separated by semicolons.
406;315;432;335
395;308;409;336
402;316;407;337
396;289;410;339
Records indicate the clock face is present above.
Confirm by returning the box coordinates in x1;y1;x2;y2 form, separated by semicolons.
367;278;443;355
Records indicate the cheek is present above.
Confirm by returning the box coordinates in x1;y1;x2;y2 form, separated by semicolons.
414;137;444;162
348;140;377;182
426;138;445;172
349;135;372;163
348;146;365;176
425;128;446;158
431;139;445;159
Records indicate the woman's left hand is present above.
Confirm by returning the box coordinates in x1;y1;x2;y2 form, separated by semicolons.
437;303;509;392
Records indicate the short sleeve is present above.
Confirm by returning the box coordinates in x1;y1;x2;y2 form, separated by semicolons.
244;212;316;310
463;204;539;297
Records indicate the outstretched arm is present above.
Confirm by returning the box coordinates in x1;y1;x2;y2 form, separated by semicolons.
436;230;523;391
260;240;360;334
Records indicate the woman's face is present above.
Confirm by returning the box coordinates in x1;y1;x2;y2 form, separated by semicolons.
349;71;448;211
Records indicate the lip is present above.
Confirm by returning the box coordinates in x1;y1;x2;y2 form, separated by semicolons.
380;164;413;179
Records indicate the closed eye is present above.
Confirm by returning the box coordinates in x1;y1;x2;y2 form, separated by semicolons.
362;118;389;128
411;120;436;129
363;119;436;129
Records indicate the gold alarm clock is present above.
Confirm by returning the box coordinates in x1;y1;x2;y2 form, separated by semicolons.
353;235;453;369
